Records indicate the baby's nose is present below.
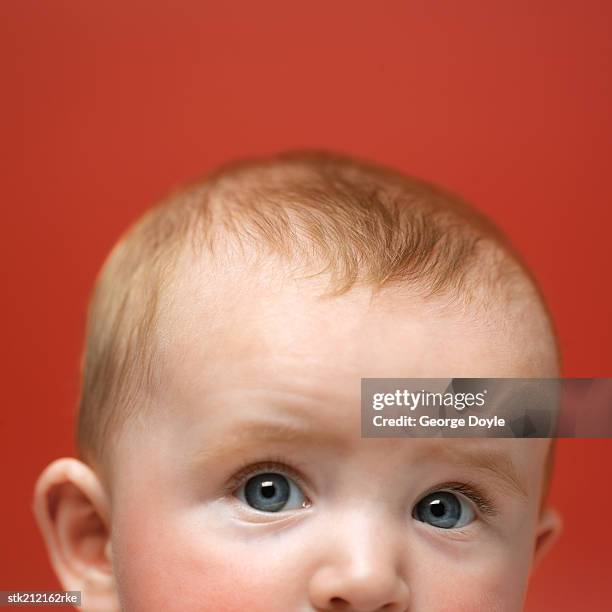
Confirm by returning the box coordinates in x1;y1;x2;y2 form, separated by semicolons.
310;570;410;612
307;511;410;611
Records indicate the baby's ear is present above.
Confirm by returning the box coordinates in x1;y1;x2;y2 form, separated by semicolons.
33;458;119;612
533;506;562;568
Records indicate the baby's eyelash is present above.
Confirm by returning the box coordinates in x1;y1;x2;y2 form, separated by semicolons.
223;462;498;519
223;456;310;496
432;481;498;517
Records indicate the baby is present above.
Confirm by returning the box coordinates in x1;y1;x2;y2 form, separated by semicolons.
34;151;561;611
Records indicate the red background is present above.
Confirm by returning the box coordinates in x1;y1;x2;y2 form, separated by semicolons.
2;1;611;609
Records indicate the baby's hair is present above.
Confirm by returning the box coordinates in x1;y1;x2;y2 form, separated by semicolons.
76;150;557;473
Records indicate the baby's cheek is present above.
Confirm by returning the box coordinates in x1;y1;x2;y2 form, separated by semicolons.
424;576;525;612
414;545;530;611
111;510;297;612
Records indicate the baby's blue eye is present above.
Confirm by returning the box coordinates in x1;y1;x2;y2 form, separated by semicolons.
413;491;475;529
237;472;307;512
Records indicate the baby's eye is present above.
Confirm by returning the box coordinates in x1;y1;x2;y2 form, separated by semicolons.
235;471;308;513
413;490;475;529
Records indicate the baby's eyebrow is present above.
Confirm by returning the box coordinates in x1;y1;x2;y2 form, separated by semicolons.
187;418;348;469
417;444;529;500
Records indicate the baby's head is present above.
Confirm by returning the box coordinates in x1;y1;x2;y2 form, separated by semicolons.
35;152;561;611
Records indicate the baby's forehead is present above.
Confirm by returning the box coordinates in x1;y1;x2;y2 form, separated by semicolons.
157;251;558;400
